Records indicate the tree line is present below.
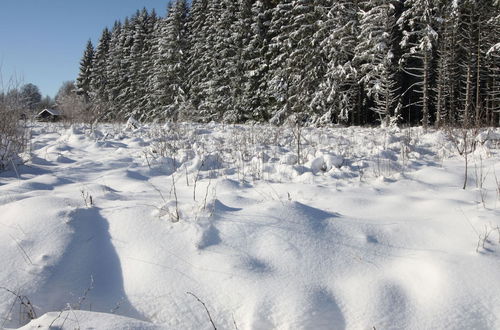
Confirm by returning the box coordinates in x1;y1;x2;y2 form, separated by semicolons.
0;83;54;115
74;0;500;128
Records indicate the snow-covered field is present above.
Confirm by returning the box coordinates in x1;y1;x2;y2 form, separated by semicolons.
1;122;500;329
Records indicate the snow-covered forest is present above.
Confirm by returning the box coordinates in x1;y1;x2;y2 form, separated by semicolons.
75;0;500;128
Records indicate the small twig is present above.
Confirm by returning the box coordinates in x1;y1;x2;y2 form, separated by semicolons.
184;163;190;187
2;290;18;328
187;292;217;330
0;287;36;323
9;234;33;265
111;298;123;314
203;179;212;210
232;313;239;330
76;275;94;309
48;309;65;328
171;173;180;222
193;160;204;201
10;159;20;181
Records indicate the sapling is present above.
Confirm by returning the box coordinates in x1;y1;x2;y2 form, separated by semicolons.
446;126;479;189
193;159;204;201
170;172;180;222
473;156;490;207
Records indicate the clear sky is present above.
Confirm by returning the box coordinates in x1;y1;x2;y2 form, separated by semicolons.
0;0;170;98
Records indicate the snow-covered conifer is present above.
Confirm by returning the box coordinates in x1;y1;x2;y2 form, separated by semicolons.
355;0;400;126
151;0;189;121
398;0;441;130
76;40;95;103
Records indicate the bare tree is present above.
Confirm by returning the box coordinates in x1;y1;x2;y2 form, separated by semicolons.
0;67;28;171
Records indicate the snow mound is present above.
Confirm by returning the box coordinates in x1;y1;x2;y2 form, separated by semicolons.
18;310;162;330
1;123;499;329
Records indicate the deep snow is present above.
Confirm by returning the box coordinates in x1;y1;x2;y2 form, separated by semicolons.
1;122;500;329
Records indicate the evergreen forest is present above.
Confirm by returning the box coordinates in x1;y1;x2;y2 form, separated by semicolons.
75;0;500;128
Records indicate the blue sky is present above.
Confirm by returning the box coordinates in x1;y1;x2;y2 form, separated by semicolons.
0;0;170;98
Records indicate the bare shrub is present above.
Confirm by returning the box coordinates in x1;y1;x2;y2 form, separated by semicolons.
0;73;29;171
445;126;479;189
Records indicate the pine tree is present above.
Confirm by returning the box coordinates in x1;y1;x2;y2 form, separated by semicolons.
152;0;189;121
398;0;441;130
241;0;274;122
313;0;361;124
435;2;460;127
138;8;159;120
286;0;328;119
266;0;295;124
186;0;210;121
485;3;500;125
76;40;95;103
198;0;239;122
452;0;498;127
220;0;255;123
90;27;111;118
127;9;154;120
105;21;123;119
355;0;400;126
113;16;135;120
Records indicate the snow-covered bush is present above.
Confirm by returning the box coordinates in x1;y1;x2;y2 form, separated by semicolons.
0;103;28;171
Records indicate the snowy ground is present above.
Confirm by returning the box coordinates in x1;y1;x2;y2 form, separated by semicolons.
1;122;500;329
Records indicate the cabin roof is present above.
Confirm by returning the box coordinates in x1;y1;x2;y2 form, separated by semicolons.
38;108;62;116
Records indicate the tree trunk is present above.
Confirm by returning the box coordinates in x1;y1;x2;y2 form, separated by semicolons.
465;65;473;128
475;24;482;127
423;51;430;131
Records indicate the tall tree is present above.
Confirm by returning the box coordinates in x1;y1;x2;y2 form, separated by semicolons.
186;0;210;121
313;0;361;124
90;27;112;118
355;0;400;126
240;0;274;122
197;0;239;122
434;1;460;127
266;0;295;124
485;3;500;125
76;40;95;103
105;20;123;119
20;83;42;112
152;0;189;121
398;0;441;130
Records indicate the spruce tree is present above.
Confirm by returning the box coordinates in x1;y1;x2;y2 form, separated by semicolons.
152;0;189;121
90;27;112;118
286;0;328;119
355;0;400;126
106;21;123;119
435;2;455;127
114;16;135;120
241;0;274;122
266;0;295;124
485;4;500;125
76;40;95;103
313;0;361;124
398;0;442;130
186;0;210;121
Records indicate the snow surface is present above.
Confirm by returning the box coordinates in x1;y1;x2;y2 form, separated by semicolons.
1;122;500;329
